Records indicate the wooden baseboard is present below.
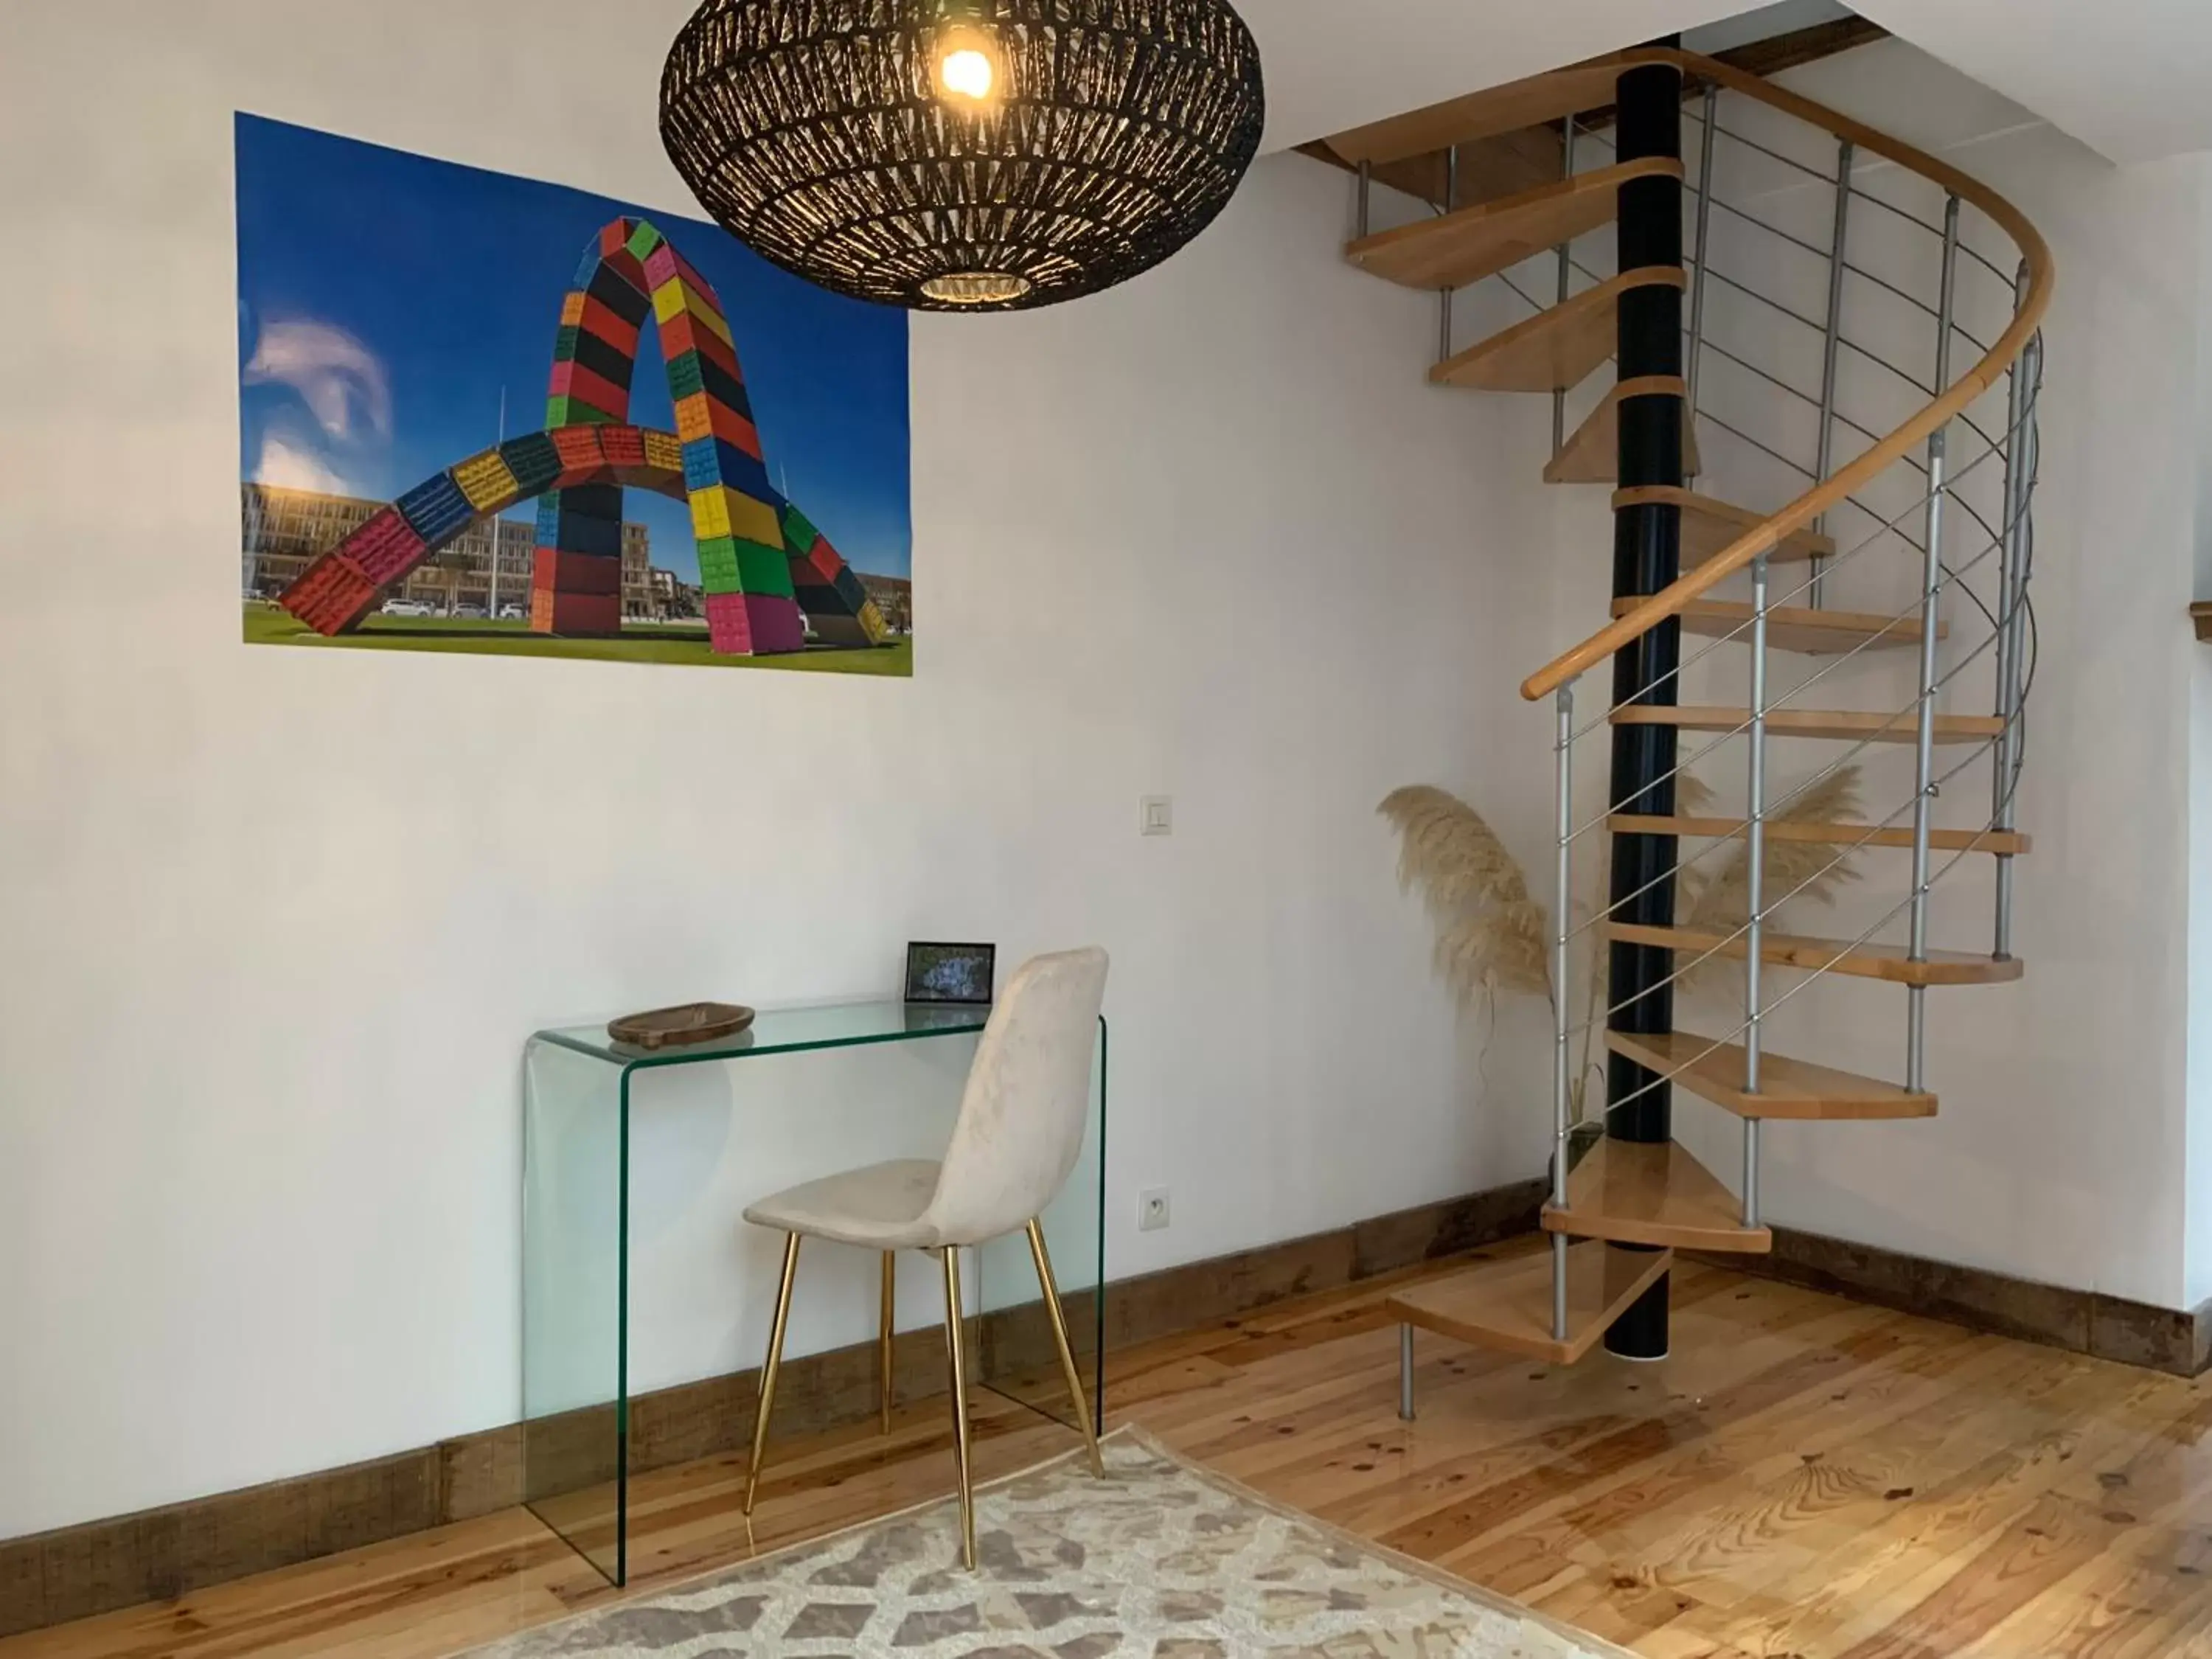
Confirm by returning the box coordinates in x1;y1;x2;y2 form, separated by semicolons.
0;1177;1544;1640
1687;1225;2212;1378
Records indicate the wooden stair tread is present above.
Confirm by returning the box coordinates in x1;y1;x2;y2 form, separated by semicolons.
1328;52;1669;167
1607;597;1944;654
1609;814;2031;855
1607;1029;1937;1120
1611;706;2005;744
1432;268;1686;394
1545;378;1701;483
1307;128;1565;218
1603;920;2026;986
1543;1138;1770;1253
1387;1242;1674;1365
1348;159;1681;292
1614;487;1836;567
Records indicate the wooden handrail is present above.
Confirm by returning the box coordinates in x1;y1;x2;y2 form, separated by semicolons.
1517;47;2053;703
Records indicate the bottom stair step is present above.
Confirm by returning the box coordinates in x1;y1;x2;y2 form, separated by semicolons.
1386;1242;1674;1366
1543;1138;1773;1253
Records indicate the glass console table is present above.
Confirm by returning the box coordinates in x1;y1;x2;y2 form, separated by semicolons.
522;1000;1107;1584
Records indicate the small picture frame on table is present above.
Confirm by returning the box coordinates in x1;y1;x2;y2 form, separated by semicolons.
904;942;997;1005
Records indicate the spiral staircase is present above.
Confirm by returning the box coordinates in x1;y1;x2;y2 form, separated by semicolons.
1329;46;2052;1369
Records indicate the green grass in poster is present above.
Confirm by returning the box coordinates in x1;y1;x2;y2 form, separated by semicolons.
244;605;914;675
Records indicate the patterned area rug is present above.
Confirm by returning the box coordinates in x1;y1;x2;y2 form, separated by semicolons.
464;1428;1627;1658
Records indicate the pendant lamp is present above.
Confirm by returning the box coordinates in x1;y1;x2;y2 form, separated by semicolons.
658;0;1266;312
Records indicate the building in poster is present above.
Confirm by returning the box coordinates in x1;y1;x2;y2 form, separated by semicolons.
242;484;694;621
860;574;913;636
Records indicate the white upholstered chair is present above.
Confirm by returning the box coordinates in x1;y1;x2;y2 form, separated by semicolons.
739;946;1109;1568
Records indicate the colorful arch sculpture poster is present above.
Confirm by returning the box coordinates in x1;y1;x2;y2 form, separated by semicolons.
236;113;913;674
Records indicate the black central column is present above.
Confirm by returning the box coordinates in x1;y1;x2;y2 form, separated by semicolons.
1603;52;1686;1361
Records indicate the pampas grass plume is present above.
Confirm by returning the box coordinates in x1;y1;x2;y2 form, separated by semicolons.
1680;764;1866;987
1378;786;1551;1004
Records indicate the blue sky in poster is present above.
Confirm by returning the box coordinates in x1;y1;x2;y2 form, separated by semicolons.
234;113;912;582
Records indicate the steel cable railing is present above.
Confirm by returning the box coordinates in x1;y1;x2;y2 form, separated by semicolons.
1354;54;2048;1340
1559;390;2033;761
1549;354;2039;1028
1495;52;2053;1343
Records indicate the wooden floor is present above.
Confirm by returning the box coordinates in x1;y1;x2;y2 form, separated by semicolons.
10;1242;2212;1658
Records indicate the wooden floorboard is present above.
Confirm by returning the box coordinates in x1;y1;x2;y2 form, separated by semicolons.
7;1248;2212;1658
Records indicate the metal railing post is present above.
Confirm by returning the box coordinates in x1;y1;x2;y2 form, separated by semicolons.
1685;86;1718;471
1809;139;1854;608
1552;119;1579;455
1357;160;1371;240
1907;193;1961;1093
1551;680;1575;1343
1743;552;1769;1227
1439;145;1458;365
1398;1323;1415;1420
1992;260;2034;960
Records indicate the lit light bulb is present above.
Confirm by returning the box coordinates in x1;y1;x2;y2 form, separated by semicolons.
939;46;994;100
933;24;1001;106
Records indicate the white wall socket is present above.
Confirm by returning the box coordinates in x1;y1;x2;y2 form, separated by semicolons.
1138;1187;1171;1231
1140;795;1173;836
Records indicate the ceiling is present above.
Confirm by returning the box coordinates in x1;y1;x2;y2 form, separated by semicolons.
1245;0;1747;155
1851;0;2212;163
1248;0;2212;166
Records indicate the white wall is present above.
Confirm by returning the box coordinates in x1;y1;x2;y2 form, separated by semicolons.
0;1;1562;1540
2187;170;2212;1311
2188;640;2212;1307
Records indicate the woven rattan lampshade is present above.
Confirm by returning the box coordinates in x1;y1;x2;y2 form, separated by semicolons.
659;0;1266;312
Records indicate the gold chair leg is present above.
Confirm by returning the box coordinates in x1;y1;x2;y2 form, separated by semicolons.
742;1232;801;1516
1026;1218;1105;1478
940;1243;977;1570
880;1251;897;1436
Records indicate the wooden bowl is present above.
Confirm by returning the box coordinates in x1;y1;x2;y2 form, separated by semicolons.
606;1001;757;1051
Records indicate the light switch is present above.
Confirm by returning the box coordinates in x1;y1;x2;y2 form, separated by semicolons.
1140;795;1173;836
